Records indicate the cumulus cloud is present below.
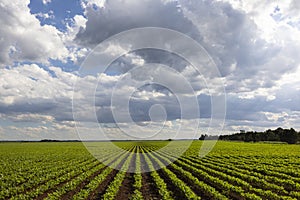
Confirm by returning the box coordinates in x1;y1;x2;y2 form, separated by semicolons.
0;0;69;66
81;0;106;9
0;62;213;139
73;0;300;99
0;61;298;140
42;0;52;5
0;64;73;120
34;10;54;20
75;0;200;46
0;0;299;139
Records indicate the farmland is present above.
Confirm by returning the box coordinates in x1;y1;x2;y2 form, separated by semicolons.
1;141;300;199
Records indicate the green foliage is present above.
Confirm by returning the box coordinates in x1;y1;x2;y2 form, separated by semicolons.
1;141;300;199
219;127;299;144
130;189;143;200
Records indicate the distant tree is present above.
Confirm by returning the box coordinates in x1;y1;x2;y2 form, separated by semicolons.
245;132;254;142
276;127;285;141
199;134;207;140
265;129;279;141
219;127;299;144
253;131;262;142
285;128;298;144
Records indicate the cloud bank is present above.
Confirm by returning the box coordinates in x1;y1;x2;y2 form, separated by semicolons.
0;0;299;140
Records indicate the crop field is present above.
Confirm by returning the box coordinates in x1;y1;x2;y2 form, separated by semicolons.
1;141;300;200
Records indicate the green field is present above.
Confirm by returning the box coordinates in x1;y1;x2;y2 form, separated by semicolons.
1;141;300;199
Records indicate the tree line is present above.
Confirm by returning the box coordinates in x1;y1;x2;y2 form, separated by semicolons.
199;127;300;144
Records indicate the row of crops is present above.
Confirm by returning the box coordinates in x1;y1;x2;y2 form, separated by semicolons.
1;141;300;199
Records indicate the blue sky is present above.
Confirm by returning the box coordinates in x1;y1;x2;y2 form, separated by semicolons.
0;0;299;140
29;0;84;31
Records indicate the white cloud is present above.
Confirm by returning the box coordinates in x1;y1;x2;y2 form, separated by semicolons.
0;62;298;140
81;0;106;10
42;0;52;5
263;111;288;122
0;64;72;103
0;0;299;139
5;113;54;123
0;0;68;66
75;0;300;93
34;10;54;20
60;14;89;64
64;15;88;43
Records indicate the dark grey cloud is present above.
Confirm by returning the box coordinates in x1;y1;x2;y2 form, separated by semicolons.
179;0;281;77
0;97;74;122
226;87;300;123
0;99;56;114
75;0;280;79
0;65;75;123
94;85;213;124
75;0;201;46
74;1;300;131
226;96;269;121
266;87;300;113
1;0;300;140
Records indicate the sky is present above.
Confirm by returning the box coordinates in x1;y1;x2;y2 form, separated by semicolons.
0;0;299;140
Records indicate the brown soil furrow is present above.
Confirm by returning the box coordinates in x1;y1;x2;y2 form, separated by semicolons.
114;150;136;199
88;151;133;200
35;161;100;200
59;165;108;200
139;152;161;200
114;172;135;200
